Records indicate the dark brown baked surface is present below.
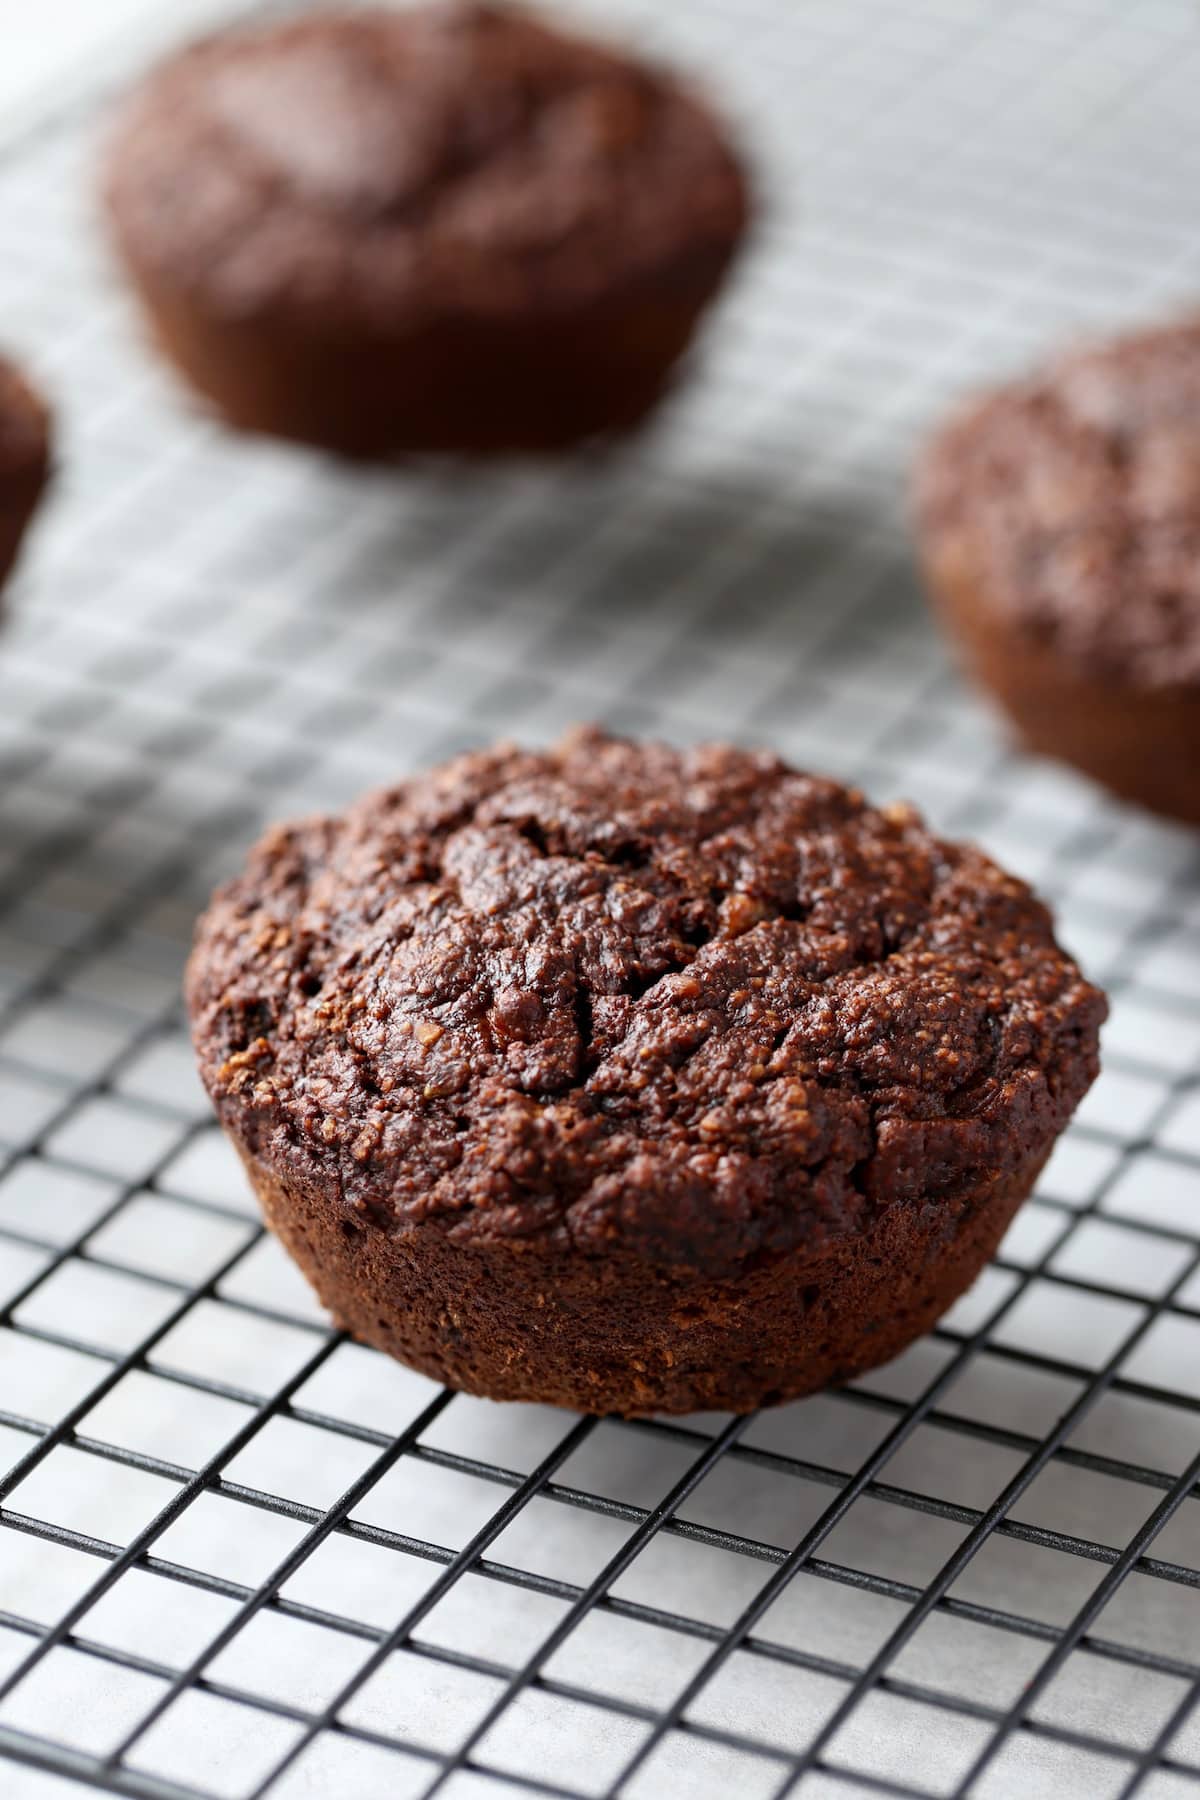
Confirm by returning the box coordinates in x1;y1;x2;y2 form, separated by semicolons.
917;320;1200;688
917;320;1200;821
105;2;747;325
242;1137;1046;1415
0;354;50;597
102;4;749;454
188;731;1103;1410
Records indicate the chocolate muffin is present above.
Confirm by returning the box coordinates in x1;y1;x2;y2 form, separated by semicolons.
916;320;1200;823
187;730;1104;1416
102;3;749;458
0;354;50;597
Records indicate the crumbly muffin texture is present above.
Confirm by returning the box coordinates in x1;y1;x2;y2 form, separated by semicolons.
917;320;1200;686
104;3;748;328
188;730;1104;1280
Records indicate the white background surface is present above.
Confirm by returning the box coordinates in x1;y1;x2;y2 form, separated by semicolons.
0;0;244;139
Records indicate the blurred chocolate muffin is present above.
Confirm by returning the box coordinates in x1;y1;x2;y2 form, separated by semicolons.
188;729;1103;1416
102;3;750;457
917;320;1200;824
0;354;49;597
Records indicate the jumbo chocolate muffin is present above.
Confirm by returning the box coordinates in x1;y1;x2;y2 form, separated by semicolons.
0;354;50;598
102;3;749;458
917;320;1200;824
187;729;1104;1415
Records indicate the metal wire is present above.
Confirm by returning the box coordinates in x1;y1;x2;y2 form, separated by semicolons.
3;0;1200;1796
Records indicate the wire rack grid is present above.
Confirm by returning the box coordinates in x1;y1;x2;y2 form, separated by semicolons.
3;0;1200;1796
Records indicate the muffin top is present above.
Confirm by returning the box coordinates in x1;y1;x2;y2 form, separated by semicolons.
104;2;748;329
188;731;1103;1275
0;354;49;491
917;320;1200;685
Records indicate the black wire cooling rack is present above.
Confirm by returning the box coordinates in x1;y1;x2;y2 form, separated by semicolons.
3;1;1200;1796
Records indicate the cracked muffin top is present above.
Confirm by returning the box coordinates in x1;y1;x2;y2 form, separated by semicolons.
104;1;749;328
187;730;1105;1275
916;320;1200;687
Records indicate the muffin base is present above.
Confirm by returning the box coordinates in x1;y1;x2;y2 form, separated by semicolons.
115;254;731;458
237;1145;1043;1415
923;551;1200;825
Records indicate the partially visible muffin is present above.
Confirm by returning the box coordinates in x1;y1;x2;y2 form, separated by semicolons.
102;3;750;457
916;320;1200;823
187;729;1104;1416
0;355;50;597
